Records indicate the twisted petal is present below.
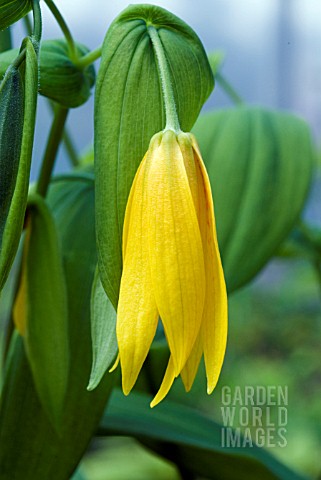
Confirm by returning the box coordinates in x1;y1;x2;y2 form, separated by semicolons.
147;131;206;374
117;152;158;395
192;135;228;394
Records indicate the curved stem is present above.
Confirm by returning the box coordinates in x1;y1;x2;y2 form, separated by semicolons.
216;72;244;106
43;0;77;60
36;106;69;197
9;0;42;70
76;45;102;68
148;26;180;133
32;0;42;44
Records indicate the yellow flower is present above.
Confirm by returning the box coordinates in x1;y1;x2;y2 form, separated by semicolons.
117;129;227;407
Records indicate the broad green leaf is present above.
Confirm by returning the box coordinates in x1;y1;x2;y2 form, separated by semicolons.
101;390;307;480
0;40;96;108
13;193;69;428
88;268;118;391
0;173;115;479
0;0;32;30
193;107;315;292
0;38;38;291
95;4;214;307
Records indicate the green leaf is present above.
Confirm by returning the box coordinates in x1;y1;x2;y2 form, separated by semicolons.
0;38;38;291
193;107;315;292
0;0;32;30
95;4;214;307
13;193;69;428
0;40;96;108
101;390;307;480
0;174;115;479
0;66;24;246
88;267;118;391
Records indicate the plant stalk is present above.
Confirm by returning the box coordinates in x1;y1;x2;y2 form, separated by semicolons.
148;26;180;133
36;106;69;197
32;0;42;44
43;0;77;60
76;45;102;68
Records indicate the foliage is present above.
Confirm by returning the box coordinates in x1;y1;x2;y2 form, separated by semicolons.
0;1;320;479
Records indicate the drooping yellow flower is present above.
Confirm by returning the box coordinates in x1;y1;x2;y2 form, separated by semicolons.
117;129;227;407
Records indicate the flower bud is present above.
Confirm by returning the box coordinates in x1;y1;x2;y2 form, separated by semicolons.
0;40;95;108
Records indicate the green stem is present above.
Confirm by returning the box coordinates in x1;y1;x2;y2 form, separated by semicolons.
148;26;180;132
23;8;78;172
216;72;244;106
24;4;78;168
9;0;42;70
43;0;77;60
25;3;78;169
76;45;102;68
32;0;42;44
47;101;79;166
36;106;69;197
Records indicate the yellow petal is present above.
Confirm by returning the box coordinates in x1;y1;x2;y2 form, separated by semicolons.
147;131;205;374
150;356;176;408
180;334;203;392
177;132;199;215
117;152;159;395
109;353;120;373
122;132;161;254
191;135;228;394
122;157;145;256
